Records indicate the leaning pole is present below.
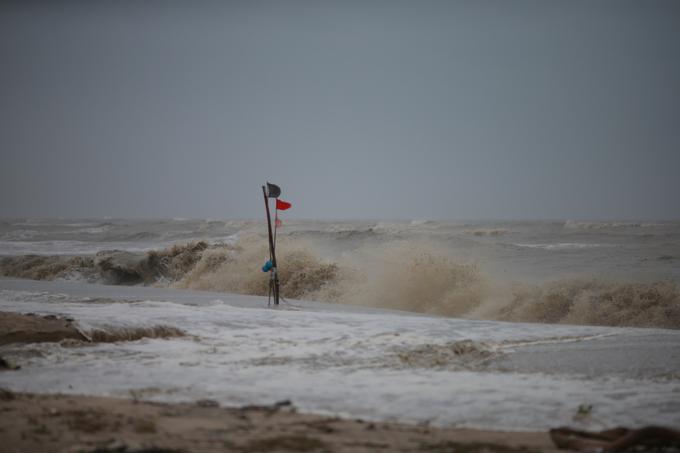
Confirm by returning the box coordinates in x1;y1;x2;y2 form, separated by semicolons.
262;185;280;305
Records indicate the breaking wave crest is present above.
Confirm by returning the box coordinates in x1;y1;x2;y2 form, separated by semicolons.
174;237;485;317
96;241;208;284
0;242;209;284
174;237;339;299
0;255;95;281
3;237;679;329
563;220;665;229
497;279;680;329
175;238;679;329
309;244;485;316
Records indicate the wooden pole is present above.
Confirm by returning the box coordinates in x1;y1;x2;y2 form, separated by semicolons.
262;186;279;305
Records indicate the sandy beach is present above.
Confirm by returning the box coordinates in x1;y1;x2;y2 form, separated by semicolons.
0;390;558;453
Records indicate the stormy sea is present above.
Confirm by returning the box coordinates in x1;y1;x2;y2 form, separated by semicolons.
1;218;679;430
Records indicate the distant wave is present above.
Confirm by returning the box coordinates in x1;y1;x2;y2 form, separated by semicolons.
10;221;102;227
103;231;163;242
1;226;111;241
1;230;44;241
409;219;436;226
288;227;381;242
464;228;509;237
513;242;610;250
73;226;112;235
563;220;669;230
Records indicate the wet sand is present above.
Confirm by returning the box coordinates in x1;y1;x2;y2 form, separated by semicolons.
0;391;558;453
0;311;185;348
0;311;85;346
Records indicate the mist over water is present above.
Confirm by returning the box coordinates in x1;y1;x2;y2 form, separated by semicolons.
1;218;679;329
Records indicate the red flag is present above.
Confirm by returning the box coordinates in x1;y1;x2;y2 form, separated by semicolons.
276;199;292;211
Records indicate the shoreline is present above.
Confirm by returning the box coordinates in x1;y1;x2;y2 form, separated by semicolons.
1;281;679;449
0;310;560;451
0;391;559;452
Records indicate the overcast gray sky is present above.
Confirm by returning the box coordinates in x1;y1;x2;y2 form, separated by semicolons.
1;1;678;220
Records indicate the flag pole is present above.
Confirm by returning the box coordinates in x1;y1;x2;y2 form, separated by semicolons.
262;185;280;305
273;209;278;248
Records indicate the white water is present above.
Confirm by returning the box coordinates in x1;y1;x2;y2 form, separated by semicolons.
1;278;679;431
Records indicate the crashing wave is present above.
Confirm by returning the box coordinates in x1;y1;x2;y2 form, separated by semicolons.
0;255;96;281
175;236;339;299
3;237;680;330
94;241;209;284
0;242;209;285
498;279;680;329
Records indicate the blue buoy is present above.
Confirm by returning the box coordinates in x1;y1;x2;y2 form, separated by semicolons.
262;260;273;272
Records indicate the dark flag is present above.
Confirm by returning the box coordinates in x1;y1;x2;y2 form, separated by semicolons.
276;199;292;211
266;182;281;198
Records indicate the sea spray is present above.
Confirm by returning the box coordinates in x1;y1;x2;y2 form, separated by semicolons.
307;241;486;316
173;237;680;328
498;279;680;329
175;235;339;299
173;237;485;316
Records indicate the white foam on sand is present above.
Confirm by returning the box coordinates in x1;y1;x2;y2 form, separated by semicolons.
0;279;679;431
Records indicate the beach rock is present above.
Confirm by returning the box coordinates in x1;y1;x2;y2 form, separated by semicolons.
0;356;20;370
195;399;219;408
0;388;15;400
